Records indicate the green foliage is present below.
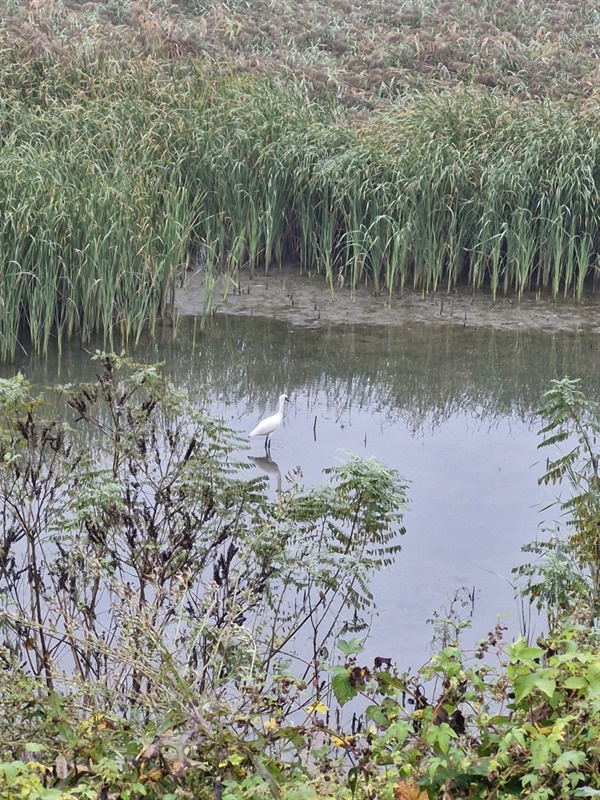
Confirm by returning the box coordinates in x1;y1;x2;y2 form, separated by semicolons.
516;378;600;626
0;354;407;799
5;364;600;800
3;369;600;798
321;377;600;799
0;52;599;358
325;621;600;800
6;616;600;798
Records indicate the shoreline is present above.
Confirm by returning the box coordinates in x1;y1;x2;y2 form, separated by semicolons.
176;263;600;334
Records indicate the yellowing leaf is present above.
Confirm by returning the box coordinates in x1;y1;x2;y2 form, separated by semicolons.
534;724;553;735
306;701;329;715
330;733;354;748
142;767;164;783
79;712;114;734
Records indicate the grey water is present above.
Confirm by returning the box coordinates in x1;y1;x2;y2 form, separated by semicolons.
4;314;600;670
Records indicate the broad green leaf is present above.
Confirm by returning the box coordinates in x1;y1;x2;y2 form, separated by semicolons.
0;762;26;785
365;704;388;728
466;757;495;777
508;728;526;748
513;672;540;703
563;676;587;691
428;756;445;781
510;644;544;664
437;728;451;755
275;726;307;750
381;720;411;746
282;786;320;800
514;670;555;703
553;749;587;772
25;743;45;753
536;675;556;699
332;672;357;705
586;662;600;696
337;637;365;657
530;737;551;769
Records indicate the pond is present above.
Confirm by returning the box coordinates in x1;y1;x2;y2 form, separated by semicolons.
3;311;600;671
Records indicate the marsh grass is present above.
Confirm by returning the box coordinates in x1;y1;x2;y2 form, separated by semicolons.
1;52;600;359
3;0;598;105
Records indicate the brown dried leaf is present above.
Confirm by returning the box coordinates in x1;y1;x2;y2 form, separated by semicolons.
394;780;429;800
137;742;160;762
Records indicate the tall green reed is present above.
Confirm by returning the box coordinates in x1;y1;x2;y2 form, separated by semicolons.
1;50;600;360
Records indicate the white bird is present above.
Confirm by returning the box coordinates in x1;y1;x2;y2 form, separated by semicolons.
249;394;290;454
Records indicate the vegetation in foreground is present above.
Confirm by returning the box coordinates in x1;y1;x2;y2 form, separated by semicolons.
1;362;600;798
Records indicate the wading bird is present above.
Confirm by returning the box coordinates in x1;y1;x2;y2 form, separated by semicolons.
249;393;290;454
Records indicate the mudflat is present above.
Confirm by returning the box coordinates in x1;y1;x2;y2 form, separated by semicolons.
177;263;600;333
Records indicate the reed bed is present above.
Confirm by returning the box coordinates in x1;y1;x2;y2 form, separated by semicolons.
1;51;600;360
2;0;597;105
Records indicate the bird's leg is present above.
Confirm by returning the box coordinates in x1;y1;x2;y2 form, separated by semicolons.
265;436;271;454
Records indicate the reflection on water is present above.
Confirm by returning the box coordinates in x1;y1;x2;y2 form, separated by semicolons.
248;454;283;493
7;316;599;429
3;315;600;663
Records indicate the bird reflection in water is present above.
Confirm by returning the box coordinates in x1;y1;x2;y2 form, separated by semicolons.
248;454;282;493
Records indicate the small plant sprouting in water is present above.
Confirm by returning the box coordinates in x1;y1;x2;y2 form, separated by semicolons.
426;585;477;651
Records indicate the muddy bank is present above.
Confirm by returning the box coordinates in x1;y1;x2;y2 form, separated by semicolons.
177;264;600;333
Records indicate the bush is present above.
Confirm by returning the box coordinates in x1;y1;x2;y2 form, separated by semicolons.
0;353;406;798
3;367;600;798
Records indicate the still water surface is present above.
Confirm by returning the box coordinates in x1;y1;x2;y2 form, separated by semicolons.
4;314;600;668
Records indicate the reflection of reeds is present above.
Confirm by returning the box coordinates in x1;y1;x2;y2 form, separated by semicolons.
8;316;600;438
3;54;600;359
